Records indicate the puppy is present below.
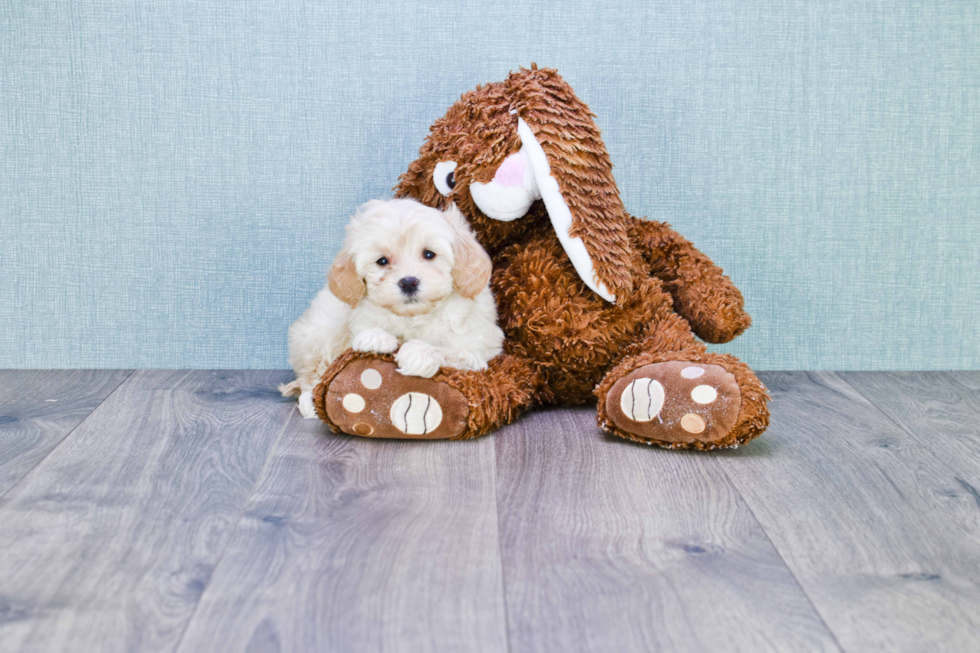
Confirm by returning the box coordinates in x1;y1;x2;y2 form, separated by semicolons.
280;198;505;418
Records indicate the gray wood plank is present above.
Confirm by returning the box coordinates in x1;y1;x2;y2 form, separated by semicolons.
176;413;508;653
840;371;980;484
0;370;133;496
0;370;293;653
494;406;841;653
708;372;980;652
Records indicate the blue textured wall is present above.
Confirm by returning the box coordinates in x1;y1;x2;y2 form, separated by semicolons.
2;1;977;370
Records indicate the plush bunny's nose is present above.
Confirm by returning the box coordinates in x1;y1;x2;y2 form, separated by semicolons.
469;146;541;222
493;152;526;187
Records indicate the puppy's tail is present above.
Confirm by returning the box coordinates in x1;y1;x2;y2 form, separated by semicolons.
278;379;301;397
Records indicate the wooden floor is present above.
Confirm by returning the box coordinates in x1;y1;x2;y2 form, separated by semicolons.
1;371;978;652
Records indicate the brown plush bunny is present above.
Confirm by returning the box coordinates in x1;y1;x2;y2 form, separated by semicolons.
313;65;769;449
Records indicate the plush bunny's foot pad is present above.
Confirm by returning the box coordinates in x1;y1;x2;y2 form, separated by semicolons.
603;361;741;448
317;357;469;440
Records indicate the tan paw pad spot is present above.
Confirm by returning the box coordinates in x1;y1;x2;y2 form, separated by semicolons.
681;413;706;434
360;368;383;389
390;392;443;435
352;422;374;436
342;393;365;413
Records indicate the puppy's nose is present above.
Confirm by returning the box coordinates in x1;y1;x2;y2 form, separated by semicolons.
398;276;420;294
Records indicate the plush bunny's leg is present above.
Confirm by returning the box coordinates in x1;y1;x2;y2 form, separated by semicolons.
595;311;769;450
313;350;543;440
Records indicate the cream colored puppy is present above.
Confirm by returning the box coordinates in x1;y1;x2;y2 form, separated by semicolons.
280;198;504;418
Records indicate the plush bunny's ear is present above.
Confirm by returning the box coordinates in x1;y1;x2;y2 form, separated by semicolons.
443;203;493;299
328;249;365;307
508;68;633;303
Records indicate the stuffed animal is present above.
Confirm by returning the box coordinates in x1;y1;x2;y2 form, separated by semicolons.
313;65;769;449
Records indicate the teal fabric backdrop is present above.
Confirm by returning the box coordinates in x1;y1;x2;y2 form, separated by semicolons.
1;1;977;370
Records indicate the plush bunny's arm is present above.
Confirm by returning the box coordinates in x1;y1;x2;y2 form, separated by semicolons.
628;216;751;344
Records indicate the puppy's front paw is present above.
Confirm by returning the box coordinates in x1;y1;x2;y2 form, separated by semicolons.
395;340;444;378
453;351;490;372
352;328;399;354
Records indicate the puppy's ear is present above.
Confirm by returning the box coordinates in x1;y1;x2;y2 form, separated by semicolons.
328;249;365;307
444;204;493;299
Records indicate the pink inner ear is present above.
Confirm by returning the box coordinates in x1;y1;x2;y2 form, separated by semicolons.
493;152;526;187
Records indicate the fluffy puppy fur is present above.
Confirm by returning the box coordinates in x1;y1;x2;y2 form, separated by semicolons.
280;198;504;418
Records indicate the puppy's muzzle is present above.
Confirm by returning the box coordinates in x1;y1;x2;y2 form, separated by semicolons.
398;276;420;296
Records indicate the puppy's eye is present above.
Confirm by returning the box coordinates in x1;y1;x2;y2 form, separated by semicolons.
422;250;436;260
376;257;389;266
433;161;458;197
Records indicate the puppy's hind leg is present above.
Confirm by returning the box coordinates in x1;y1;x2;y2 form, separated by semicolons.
298;389;317;419
279;378;319;418
285;287;353;418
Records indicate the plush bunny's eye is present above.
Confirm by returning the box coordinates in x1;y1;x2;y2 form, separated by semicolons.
433;161;458;196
